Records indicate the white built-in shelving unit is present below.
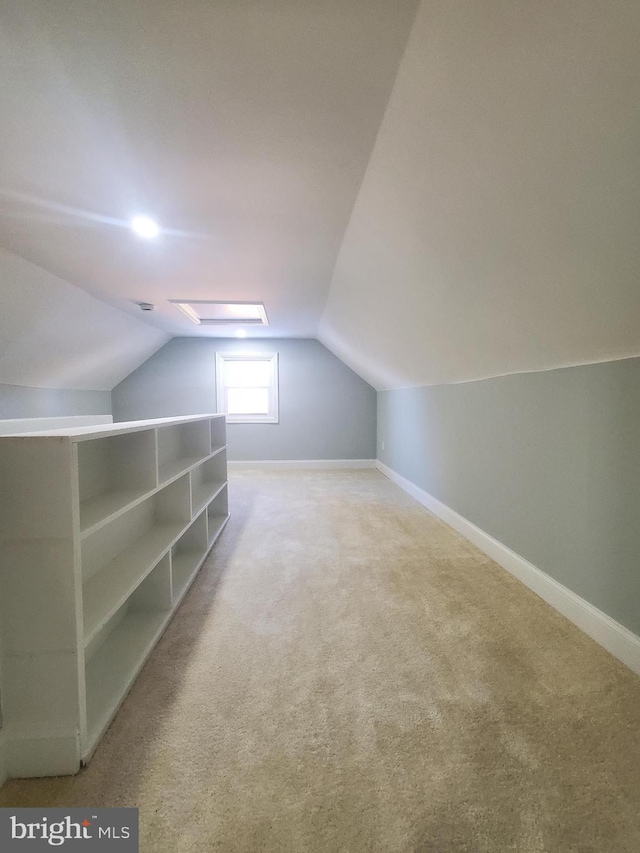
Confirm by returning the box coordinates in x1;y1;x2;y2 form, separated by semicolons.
0;414;228;779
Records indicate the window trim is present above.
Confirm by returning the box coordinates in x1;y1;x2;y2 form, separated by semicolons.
215;352;279;424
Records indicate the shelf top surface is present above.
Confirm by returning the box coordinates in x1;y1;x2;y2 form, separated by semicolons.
0;413;224;441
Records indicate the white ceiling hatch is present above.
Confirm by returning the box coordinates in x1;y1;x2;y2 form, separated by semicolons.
170;301;268;326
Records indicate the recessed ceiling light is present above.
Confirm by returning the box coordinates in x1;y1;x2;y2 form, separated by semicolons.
131;216;160;239
235;329;247;338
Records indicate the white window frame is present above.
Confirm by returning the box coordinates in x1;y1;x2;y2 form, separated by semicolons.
215;352;279;424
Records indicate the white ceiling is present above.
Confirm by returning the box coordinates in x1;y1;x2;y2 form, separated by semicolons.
3;0;640;394
320;0;640;388
0;0;419;341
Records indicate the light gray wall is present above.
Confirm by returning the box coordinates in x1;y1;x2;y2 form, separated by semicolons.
0;384;112;420
378;357;640;636
113;338;376;460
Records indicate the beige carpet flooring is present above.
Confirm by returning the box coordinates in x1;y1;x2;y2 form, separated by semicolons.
2;469;640;852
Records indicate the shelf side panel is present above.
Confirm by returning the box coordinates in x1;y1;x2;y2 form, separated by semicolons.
0;438;82;776
2;653;81;733
1;541;78;655
0;438;75;539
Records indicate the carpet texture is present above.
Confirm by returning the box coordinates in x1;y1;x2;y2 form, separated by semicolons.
1;469;640;852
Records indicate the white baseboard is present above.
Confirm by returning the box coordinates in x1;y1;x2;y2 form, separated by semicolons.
228;459;377;470
377;461;640;677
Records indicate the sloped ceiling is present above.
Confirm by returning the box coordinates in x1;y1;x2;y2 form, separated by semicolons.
0;0;419;347
319;0;640;389
3;0;639;395
0;249;168;390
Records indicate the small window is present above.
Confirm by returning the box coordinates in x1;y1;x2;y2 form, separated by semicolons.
215;353;279;424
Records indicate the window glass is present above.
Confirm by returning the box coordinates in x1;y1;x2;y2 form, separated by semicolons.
224;360;271;388
227;388;270;415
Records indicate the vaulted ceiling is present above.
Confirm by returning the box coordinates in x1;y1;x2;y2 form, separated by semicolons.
2;0;640;392
0;0;418;350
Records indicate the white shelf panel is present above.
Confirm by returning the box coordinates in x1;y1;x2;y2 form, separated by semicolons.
208;513;230;548
157;420;211;488
171;510;207;601
84;610;170;754
83;522;185;644
206;483;229;549
77;429;157;535
172;550;206;602
210;417;226;453
80;486;154;536
8;413;220;440
158;454;209;486
192;480;226;516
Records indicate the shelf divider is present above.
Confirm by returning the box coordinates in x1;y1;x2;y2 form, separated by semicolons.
78;430;156;532
171;511;208;602
83;521;185;645
157;421;211;486
84;609;170;752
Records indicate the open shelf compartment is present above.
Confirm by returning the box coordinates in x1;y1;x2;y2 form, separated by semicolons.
157;420;211;485
210;416;226;453
206;484;229;547
82;474;191;645
83;553;172;753
171;511;208;603
191;449;227;515
78;430;157;534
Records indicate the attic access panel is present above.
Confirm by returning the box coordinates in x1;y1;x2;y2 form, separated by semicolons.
169;300;268;326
